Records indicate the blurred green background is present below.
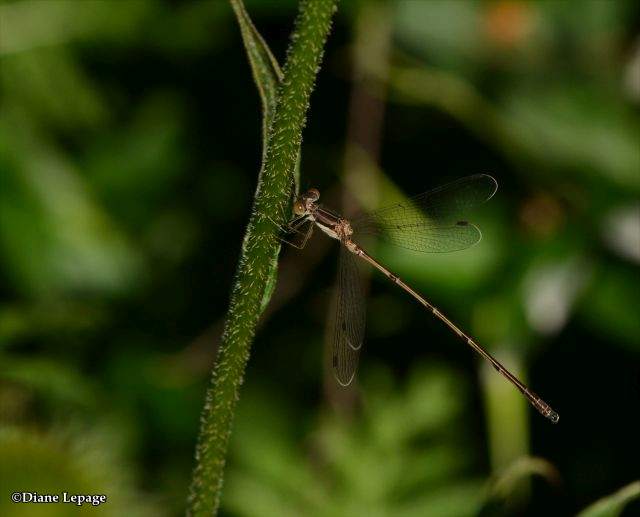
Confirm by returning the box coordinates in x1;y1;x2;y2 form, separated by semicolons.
1;0;639;516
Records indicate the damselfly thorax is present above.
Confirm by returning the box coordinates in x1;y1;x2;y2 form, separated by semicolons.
294;192;354;242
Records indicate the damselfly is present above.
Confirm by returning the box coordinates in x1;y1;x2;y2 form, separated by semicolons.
282;174;559;423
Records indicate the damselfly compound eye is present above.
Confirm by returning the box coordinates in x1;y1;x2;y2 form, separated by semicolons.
306;188;320;201
293;200;306;216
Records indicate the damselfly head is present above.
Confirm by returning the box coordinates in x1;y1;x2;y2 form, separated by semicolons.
293;188;321;215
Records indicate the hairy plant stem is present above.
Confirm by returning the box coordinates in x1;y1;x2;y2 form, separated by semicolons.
186;1;338;515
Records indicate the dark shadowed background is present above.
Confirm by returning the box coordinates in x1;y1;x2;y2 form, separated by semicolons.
1;1;639;516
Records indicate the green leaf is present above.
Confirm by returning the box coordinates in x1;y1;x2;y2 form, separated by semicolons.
222;364;483;516
0;425;163;517
230;0;283;150
577;481;640;517
486;456;560;501
230;0;301;314
0;355;98;409
0;113;141;297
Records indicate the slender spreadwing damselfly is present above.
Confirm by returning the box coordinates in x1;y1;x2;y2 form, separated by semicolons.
281;174;559;423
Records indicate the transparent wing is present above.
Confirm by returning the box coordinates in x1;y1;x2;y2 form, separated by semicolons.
332;246;366;386
352;174;497;253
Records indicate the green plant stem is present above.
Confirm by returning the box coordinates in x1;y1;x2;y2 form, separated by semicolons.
186;1;338;515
